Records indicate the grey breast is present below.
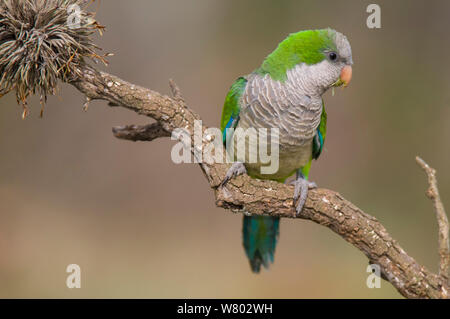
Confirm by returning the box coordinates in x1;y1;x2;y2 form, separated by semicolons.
238;66;323;149
230;66;324;179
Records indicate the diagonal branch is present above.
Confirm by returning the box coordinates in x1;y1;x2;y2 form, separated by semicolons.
69;64;449;299
416;156;450;282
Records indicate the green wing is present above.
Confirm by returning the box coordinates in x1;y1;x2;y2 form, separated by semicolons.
220;77;248;144
303;100;327;179
312;100;327;159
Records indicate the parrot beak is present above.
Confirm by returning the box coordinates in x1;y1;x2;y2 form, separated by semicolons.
339;65;352;88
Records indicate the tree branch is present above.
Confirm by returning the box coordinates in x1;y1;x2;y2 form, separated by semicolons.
416;156;450;282
68;64;449;298
112;123;170;142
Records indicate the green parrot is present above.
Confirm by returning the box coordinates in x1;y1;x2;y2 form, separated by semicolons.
220;29;353;273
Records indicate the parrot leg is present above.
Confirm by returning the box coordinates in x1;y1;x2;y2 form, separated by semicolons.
220;162;247;187
291;171;317;215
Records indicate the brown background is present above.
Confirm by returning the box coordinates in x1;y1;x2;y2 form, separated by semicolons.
1;0;450;298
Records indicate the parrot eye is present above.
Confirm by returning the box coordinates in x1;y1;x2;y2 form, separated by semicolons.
328;51;338;61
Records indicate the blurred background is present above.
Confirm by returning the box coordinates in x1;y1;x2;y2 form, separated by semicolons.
1;0;449;298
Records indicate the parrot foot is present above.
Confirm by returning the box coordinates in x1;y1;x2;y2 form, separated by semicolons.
291;173;317;216
220;162;247;187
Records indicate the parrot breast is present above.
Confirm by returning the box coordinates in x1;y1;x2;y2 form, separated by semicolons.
232;63;324;181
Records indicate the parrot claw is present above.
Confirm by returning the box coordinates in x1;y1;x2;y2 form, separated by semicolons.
291;173;317;216
220;162;247;188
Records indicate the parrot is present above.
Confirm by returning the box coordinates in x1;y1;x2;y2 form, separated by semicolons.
219;29;353;273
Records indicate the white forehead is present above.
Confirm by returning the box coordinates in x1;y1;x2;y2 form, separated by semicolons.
334;31;353;64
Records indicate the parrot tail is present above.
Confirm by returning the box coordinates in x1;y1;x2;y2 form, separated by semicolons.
242;215;280;273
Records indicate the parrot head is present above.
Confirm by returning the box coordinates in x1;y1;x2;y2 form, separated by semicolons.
327;30;353;88
258;28;353;94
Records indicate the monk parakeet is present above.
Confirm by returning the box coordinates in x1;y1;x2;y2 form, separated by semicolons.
220;29;353;273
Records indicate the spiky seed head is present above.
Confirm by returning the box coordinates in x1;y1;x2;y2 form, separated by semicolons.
0;0;105;117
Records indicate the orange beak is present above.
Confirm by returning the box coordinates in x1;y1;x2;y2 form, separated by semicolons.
340;65;352;87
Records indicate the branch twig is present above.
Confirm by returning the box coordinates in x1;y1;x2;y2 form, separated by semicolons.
416;156;450;282
169;78;186;106
112;123;170;142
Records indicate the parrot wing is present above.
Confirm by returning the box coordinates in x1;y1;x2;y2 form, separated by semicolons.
312;100;327;160
302;100;327;179
220;77;248;145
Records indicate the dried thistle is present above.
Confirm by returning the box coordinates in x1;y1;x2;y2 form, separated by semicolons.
0;0;106;117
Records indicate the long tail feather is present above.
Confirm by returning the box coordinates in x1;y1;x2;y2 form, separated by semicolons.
242;215;280;273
